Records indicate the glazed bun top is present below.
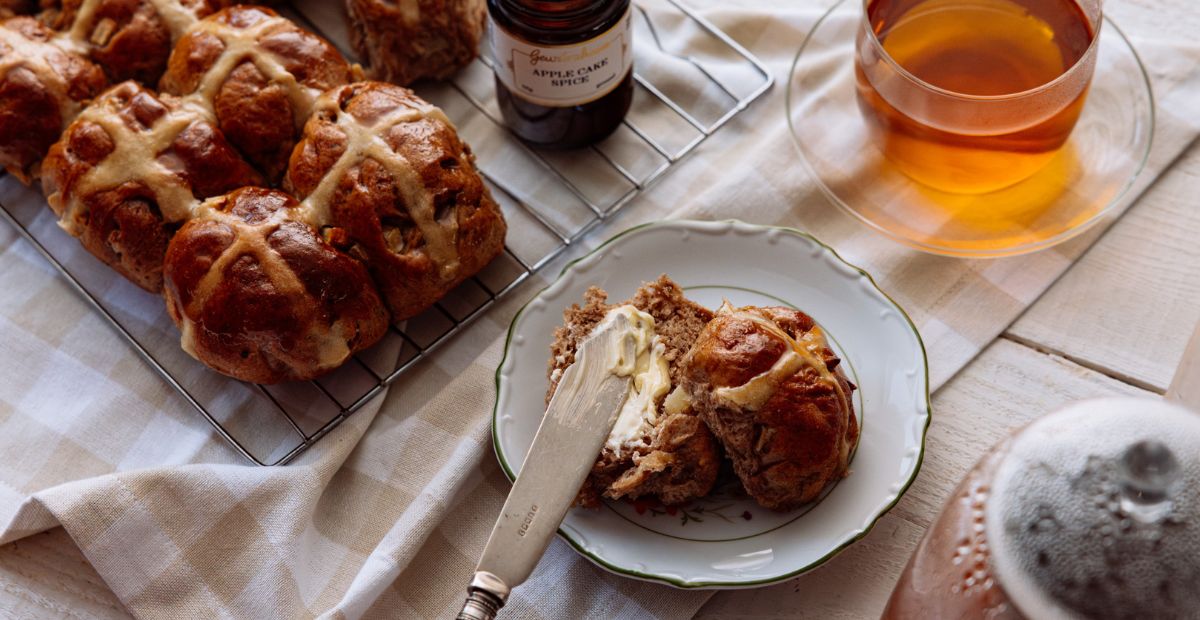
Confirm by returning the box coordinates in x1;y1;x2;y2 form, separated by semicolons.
683;302;858;511
286;81;464;272
0;16;107;182
39;0;220;84
45;80;262;232
286;81;507;320
160;5;355;180
689;303;854;414
163;186;389;384
40;80;261;291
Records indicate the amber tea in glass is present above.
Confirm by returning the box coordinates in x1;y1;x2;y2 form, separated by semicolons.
855;0;1101;194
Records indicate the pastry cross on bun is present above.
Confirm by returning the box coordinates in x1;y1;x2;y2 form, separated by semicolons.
160;5;357;181
163;187;390;384
0;16;106;183
682;303;859;511
42;80;261;291
547;276;721;508
286;81;507;321
39;0;220;84
2;4;511;383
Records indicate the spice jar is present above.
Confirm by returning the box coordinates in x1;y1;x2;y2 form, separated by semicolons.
488;0;634;148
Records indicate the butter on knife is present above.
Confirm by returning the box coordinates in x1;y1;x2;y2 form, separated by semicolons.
456;312;645;620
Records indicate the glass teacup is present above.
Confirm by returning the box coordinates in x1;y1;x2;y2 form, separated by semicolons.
855;0;1102;194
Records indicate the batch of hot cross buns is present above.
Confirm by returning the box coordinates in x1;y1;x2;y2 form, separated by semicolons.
0;0;506;384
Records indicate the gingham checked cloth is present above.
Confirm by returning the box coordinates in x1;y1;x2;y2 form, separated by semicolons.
1;0;1197;618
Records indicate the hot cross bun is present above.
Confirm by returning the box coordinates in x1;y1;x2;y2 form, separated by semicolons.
6;6;509;383
0;16;106;182
286;82;506;320
42;80;261;291
160;5;356;182
163;186;390;383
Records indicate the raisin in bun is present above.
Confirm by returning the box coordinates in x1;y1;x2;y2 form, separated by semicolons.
42;80;261;291
286;81;506;320
39;0;220;84
547;276;721;508
159;5;356;181
0;16;106;183
163;187;389;384
681;303;859;511
346;0;485;86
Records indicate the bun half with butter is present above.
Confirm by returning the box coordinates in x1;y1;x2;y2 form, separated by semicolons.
547;278;859;511
546;276;721;508
682;303;858;511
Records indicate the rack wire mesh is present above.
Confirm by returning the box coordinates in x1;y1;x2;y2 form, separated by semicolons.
0;0;772;465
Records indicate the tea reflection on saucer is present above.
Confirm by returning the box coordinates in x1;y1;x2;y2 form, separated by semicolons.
787;0;1153;257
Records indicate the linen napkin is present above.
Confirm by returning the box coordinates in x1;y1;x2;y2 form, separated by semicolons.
1;1;1197;619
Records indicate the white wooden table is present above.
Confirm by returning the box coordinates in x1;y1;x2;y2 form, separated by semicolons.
1;1;1197;617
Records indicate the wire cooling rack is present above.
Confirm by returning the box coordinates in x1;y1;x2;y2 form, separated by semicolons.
0;0;772;465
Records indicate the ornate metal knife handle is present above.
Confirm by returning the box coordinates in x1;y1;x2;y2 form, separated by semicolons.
456;572;510;620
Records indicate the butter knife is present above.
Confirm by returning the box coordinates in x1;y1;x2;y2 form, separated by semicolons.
457;315;633;620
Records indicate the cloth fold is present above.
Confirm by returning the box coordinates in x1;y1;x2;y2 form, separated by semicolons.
1;0;1197;618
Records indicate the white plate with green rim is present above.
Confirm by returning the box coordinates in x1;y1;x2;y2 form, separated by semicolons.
492;219;931;588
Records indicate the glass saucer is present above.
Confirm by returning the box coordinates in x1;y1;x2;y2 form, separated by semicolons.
787;0;1154;257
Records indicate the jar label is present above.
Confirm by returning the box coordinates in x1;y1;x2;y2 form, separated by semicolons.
492;8;633;108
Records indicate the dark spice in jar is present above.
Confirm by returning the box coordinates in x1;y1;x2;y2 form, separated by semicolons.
489;0;634;149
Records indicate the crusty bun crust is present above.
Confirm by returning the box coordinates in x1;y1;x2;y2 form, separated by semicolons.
40;0;222;85
41;80;262;292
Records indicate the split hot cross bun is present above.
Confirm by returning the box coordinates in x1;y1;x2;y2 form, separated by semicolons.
549;277;721;508
0;16;106;182
682;303;860;511
160;5;356;181
163;187;389;383
42;80;261;291
286;81;507;320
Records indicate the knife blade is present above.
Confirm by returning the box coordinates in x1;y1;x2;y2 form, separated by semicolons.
457;314;634;620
